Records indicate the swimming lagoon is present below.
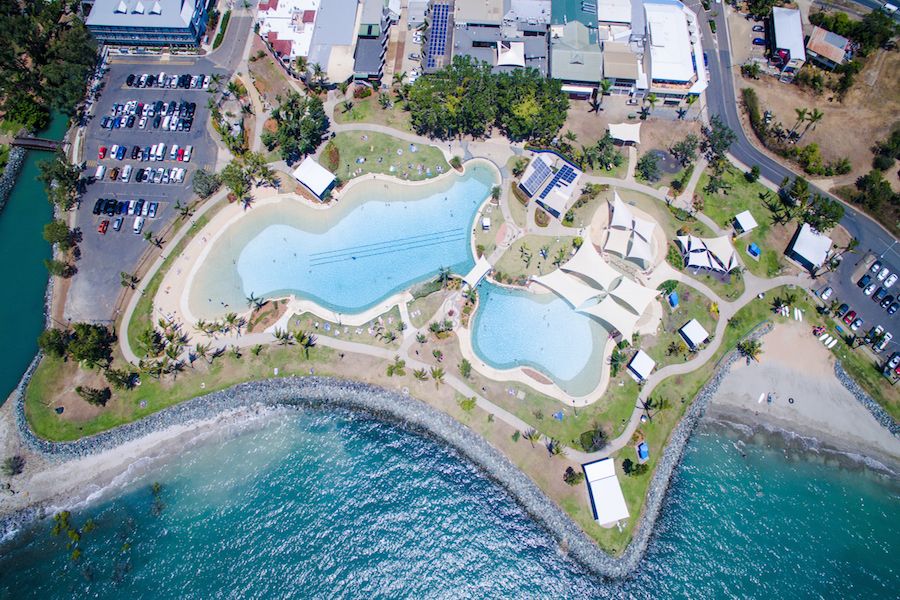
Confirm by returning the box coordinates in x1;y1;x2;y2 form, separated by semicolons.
471;282;609;396
188;162;497;319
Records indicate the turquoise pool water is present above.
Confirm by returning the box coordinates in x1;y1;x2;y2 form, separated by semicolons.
1;411;896;597
471;281;609;396
189;163;497;318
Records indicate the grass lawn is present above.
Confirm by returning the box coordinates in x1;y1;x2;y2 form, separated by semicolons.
409;290;449;328
643;282;719;368
473;203;500;259
586;157;628;180
492;235;577;284
682;263;746;301
289;307;403;349
247;52;293;105
326;131;448;182
698;166;788;278
508;183;528;229
332;94;413;133
562;185;610;229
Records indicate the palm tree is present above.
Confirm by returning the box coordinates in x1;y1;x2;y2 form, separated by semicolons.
783;292;798;307
337;80;349;95
392;71;406;86
645;93;659;113
548;438;564;456
563;130;577;144
437;266;451;289
801;108;824;139
738;339;763;361
310;63;325;90
194;342;211;364
251;344;264;356
791;107;808;136
342;100;353;113
274;327;293;345
300;332;317;358
143;230;162;248
246;292;261;309
293;56;307;77
523;428;541;448
120;271;138;289
412;368;428;381
430;366;445;389
230;345;242;359
599;79;612;99
771;296;785;313
386;355;406;377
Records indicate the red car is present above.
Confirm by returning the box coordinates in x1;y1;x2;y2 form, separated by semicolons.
98;146;107;159
97;220;109;235
843;310;856;324
177;147;185;161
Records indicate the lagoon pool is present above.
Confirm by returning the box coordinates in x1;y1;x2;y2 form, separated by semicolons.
471;282;609;396
189;163;497;319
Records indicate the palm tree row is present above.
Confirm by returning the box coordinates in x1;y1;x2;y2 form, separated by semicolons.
195;313;246;338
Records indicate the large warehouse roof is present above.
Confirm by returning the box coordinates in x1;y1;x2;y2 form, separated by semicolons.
644;1;695;82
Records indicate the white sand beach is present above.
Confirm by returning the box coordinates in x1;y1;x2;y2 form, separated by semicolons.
708;321;900;466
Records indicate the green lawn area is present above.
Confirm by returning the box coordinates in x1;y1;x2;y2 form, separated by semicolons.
643;282;719;368
697;166;788;278
492;235;577;284
473;202;500;259
586;156;627;180
408;289;449;328
681;262;746;301
289;307;403;349
508;183;528;229
326;130;448;182
332;94;413;132
0;119;24;135
562;185;610;229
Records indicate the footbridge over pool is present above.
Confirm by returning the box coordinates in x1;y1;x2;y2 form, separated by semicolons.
11;136;64;152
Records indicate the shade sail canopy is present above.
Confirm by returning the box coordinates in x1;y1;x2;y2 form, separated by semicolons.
533;269;599;309
561;242;621;291
627;235;654;264
610;276;659;316
610;192;634;230
633;215;656;243
608;122;641;144
704;235;738;271
677;234;737;272
579;296;638;340
604;227;632;257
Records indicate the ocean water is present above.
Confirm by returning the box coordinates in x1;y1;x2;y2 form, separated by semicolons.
188;163;497;319
1;412;897;598
471;281;609;396
0;112;67;402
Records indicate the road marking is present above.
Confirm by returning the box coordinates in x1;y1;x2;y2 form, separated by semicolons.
110;58;197;65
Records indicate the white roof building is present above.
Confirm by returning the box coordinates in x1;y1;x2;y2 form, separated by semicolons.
644;1;695;82
679;318;710;349
518;152;582;220
292;157;336;198
788;223;832;271
256;0;321;61
597;0;632;25
734;210;758;234
772;7;806;62
583;458;630;526
627;349;656;381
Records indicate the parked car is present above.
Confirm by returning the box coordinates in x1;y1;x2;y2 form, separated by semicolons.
820;287;833;300
139;116;147;129
97;220;109;235
94;165;106;180
752;37;766;45
121;165;132;182
871;261;883;273
109;167;119;181
874;287;888;302
864;283;877;296
133;216;145;234
851;317;863;331
116;145;126;160
868;325;885;343
878;267;890;281
98;146;107;159
885;273;898;288
92;199;104;215
858;274;872;288
843;310;857;324
889;302;899;316
126;74;135;86
882;295;895;309
112;217;123;231
836;303;850;317
148;202;158;218
183;145;192;162
752;25;765;32
875;332;893;352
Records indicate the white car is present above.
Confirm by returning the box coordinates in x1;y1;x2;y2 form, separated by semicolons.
94;164;106;180
133;216;145;234
888;352;900;369
875;331;893;352
169;144;179;161
138;116;147;129
183;145;192;162
820;287;833;300
885;273;898;288
121;164;132;182
878;267;890;281
864;283;877;296
851;318;863;332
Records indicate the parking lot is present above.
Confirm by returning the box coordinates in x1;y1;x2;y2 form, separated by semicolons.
65;58;225;323
823;251;900;358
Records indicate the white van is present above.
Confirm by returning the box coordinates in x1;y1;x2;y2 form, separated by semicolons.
162;115;171;131
133;216;145;234
94;165;106;180
183;145;193;162
157;143;166;161
169;144;179;161
121;164;132;182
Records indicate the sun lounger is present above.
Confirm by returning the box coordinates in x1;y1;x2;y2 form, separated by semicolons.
823;335;834;345
819;332;829;341
827;339;838;349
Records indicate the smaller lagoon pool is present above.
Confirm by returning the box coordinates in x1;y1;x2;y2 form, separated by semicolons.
189;163;497;318
471;282;609;396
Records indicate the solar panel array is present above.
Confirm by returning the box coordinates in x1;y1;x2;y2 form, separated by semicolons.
538;165;578;199
521;158;552;196
426;4;450;69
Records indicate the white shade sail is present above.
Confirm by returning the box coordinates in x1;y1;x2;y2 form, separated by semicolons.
533;270;599;309
579;296;639;340
604;227;632;257
609;276;659;316
610;192;634;230
561;242;621;291
632;215;656;243
627;235;654;264
608;122;641;144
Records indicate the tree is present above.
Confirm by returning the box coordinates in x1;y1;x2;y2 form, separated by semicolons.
430;366;445;389
386;355;406;377
67;323;115;369
2;454;25;476
738;339;763;361
853;170;899;211
75;385;111;407
38;328;68;358
523;428;541;448
38;152;81;210
120;271;139;289
262;92;330;163
43;220;74;251
220;160;250;201
579;424;608;452
645;93;659;113
701;115;737;161
801;108;824;139
745;165;760;183
563;467;585;486
105;368;135;390
192;169;221;198
458;358;472;379
636;152;661;182
670;134;699;167
803;195;845;233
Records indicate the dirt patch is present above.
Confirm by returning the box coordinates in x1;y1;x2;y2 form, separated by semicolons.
51;365;109;423
247;299;289;333
523;368;552;385
263;118;278;133
247;36;294;106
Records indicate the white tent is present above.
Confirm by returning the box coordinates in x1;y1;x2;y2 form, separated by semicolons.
561;242;621;291
533;270;599;309
462;256;492;289
292;157;336;198
610;276;659;316
676;235;737;273
604;227;632;257
610;192;634;230
734;210;758;233
626;235;654;264
608;122;641;145
686;248;712;269
633;215;656;243
679;318;710;349
583;459;630;525
704;235;738;271
627;349;656;381
497;41;526;67
789;223;832;270
579;296;639;340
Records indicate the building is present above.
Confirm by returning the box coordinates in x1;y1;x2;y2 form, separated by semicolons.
407;0;429;28
549;0;603;95
627;349;656;382
787;222;832;272
353;0;391;81
642;0;707;102
806;26;849;71
582;459;630;526
451;0;551;75
292;157;336;198
424;2;454;73
256;0;320;65
679;318;709;350
733;210;758;235
306;0;361;84
86;0;207;46
517;152;582;219
770;7;805;82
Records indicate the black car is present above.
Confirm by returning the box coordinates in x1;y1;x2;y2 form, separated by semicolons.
889;302;899;316
135;199;145;215
875;287;888;302
131;145;140;160
126;115;135;128
183;118;193;131
92;198;104;215
858;274;872;288
882;295;895;309
136;168;145;181
153;115;162;129
104;199;118;216
167;100;176;114
146;75;156;87
154;100;164;113
117;201;127;215
126;74;135;86
100;116;111;129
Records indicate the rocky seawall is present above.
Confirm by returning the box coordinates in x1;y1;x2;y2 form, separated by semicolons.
9;325;768;578
834;361;899;437
0;146;26;214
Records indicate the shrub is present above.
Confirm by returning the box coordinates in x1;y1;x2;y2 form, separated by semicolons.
192;169;221;199
449;156;462;170
212;10;231;50
457;396;477;412
75;386;111;407
873;153;895;171
579;425;607;452
2;455;25;477
323;141;340;172
563;467;585;486
353;85;373;99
